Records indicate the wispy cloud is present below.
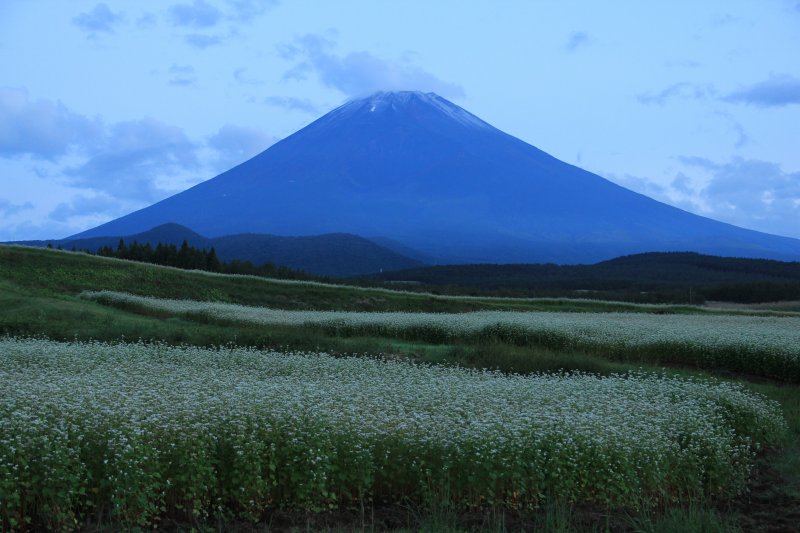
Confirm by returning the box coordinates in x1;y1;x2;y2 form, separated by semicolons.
184;33;224;49
644;75;800;108
670;172;694;195
280;34;465;98
137;13;158;29
64;118;199;202
679;156;800;237
565;31;589;52
72;3;124;35
168;0;222;28
0;199;34;218
233;67;263;85
226;0;278;22
604;173;668;199
168;64;197;86
713;111;749;149
677;155;717;169
637;82;714;105
0;87;103;160
263;96;318;113
207;125;275;170
609;156;800;239
724;74;800;107
48;194;121;223
664;59;702;69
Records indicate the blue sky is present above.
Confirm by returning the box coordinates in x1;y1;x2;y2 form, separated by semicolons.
1;0;799;241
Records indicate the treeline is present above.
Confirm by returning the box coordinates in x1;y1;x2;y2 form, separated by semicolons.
364;253;800;304
54;239;322;282
703;282;800;304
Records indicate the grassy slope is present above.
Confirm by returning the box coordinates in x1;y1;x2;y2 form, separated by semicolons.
1;245;719;313
0;245;698;352
2;244;799;531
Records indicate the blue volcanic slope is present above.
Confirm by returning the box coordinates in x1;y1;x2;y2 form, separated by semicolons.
72;91;800;263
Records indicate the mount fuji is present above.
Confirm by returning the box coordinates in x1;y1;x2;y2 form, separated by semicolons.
71;91;800;264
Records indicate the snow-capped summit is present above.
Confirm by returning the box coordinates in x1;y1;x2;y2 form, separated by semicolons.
327;91;493;130
71;91;800;263
309;91;494;135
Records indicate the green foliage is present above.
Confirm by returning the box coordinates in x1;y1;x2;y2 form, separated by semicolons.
367;251;800;304
626;503;742;533
0;339;786;530
2;244;800;530
2;245;715;314
84;291;800;382
97;238;318;281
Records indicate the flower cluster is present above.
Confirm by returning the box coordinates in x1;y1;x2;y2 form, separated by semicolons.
0;338;786;529
83;291;800;380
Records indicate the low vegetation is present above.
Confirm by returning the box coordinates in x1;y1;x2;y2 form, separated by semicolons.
0;245;715;314
83;290;800;382
2;245;800;531
0;338;786;530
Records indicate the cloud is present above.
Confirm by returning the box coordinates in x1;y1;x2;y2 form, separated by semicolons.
712;111;749;149
604;172;668;199
664;59;702;69
724;74;800;107
0;93;284;237
670;172;694;195
0;87;102;160
730;121;748;148
710;13;739;27
226;0;278;22
677;155;718;169
608;156;800;239
679;156;800;238
281;34;465;98
208;125;275;170
637;82;714;105
64;118;199;202
169;0;222;28
565;31;589;52
184;33;224;48
73;3;124;35
263;96;318;113
0;218;78;242
0;199;34;218
233;67;263;85
137;13;158;29
48;194;121;223
168;64;197;86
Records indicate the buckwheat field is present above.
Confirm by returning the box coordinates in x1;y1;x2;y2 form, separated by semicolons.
0;338;786;529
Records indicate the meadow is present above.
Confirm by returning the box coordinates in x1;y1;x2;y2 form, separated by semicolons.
83;290;800;382
2;246;800;531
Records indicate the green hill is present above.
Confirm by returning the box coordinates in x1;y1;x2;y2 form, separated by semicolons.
367;251;800;303
11;222;423;277
4;245;712;345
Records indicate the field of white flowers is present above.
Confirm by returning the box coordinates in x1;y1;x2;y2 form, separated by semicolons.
0;338;786;529
83;291;800;381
